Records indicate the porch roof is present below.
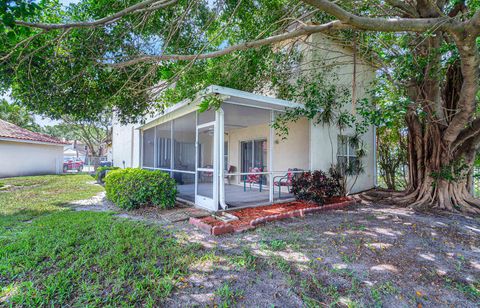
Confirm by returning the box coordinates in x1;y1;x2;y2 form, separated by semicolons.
139;85;303;130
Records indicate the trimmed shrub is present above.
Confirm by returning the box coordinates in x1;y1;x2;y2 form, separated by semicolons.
291;170;342;205
105;168;177;210
95;166;120;183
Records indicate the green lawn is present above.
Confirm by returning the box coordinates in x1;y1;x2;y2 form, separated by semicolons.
0;174;103;228
0;174;205;306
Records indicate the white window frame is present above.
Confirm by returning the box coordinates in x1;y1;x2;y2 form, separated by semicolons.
337;135;358;174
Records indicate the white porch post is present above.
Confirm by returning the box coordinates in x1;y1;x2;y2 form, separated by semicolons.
218;108;227;209
269;110;275;203
213;110;220;210
194;114;198;198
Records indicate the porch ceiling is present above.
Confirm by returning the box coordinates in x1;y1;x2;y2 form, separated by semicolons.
139;85;303;130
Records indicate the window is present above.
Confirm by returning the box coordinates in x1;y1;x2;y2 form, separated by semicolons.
337;135;359;174
241;139;267;172
241;139;267;182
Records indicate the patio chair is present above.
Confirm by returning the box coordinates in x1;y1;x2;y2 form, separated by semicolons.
244;167;263;192
202;165;213;182
273;168;302;198
224;165;236;184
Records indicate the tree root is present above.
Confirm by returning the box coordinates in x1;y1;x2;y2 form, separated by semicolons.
381;179;480;215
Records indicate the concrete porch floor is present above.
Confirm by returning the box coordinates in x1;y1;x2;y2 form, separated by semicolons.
177;183;294;208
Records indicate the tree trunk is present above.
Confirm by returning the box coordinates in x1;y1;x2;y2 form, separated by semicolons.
393;3;480;214
399;122;480;214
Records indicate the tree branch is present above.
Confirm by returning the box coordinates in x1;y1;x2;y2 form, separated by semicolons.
468;10;480;36
385;0;418;17
301;0;460;33
443;34;479;145
448;0;467;17
14;0;177;30
452;117;480;152
108;0;468;67
110;21;350;67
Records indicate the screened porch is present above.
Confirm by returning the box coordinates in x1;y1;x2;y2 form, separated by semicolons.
140;86;309;211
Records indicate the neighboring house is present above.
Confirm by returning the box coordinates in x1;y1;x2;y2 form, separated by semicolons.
64;140;88;161
0;119;67;178
64;140;112;164
112;33;377;211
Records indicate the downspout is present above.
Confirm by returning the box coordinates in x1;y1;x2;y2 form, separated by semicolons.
218;107;228;210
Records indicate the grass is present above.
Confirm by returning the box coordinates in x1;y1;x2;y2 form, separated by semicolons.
215;282;244;307
228;249;258;270
0;174;103;228
0;174;207;306
259;239;287;251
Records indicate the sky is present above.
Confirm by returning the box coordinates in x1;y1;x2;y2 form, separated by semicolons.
60;0;81;5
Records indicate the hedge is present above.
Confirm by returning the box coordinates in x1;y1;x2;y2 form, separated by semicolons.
105;168;177;210
95;166;120;183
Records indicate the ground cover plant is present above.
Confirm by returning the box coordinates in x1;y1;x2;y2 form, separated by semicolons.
291;170;343;204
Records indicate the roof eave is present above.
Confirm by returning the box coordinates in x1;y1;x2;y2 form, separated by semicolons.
0;137;67;146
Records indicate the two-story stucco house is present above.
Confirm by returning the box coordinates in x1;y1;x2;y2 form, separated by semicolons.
112;33;377;211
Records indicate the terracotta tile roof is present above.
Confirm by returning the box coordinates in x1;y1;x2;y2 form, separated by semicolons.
0;119;67;145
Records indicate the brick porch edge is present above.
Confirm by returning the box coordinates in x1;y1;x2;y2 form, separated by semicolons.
189;199;357;236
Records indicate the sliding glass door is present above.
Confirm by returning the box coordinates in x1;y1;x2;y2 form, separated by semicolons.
241;139;267;183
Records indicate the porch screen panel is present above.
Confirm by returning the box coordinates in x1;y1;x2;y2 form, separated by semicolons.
198;126;214;169
197;171;213;198
173;172;195;202
173;112;196;171
142;127;155;167
223;103;271;207
155;122;171;169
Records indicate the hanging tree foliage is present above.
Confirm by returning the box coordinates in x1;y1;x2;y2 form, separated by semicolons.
1;0;480;213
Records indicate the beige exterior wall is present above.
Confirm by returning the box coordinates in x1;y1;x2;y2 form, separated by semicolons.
0;140;63;178
112;122;141;168
226;118;309;184
305;33;377;193
309;125;375;193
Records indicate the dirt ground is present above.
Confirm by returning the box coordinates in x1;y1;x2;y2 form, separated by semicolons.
74;193;480;307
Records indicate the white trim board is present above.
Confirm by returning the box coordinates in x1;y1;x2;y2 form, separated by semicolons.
0;137;66;147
